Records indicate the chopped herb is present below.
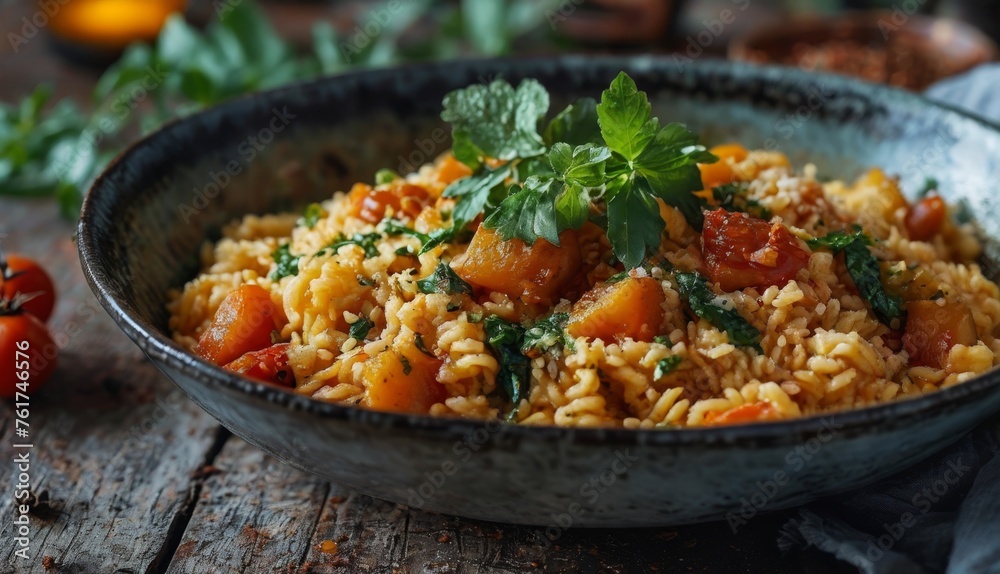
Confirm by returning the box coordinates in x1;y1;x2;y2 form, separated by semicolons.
395;246;415;256
675;272;761;348
348;315;374;340
654;355;682;379
483;316;531;422
522;313;574;355
298;203;325;229
375;168;399;185
954;198;974;225
270;243;300;280
357;275;375;287
468;311;484;323
399;355;412;376
807;229;903;323
446;300;462;312
382;218;431;244
652;335;671;346
712;183;771;220
318;232;382;258
414;333;435;358
416;262;473;295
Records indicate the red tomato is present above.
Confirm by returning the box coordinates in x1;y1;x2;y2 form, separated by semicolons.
223;343;293;387
2;254;56;323
902;300;978;369
701;209;810;292
905;196;947;242
194;284;278;366
1;312;57;398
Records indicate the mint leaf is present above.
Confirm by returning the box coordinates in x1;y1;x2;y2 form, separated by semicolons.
597;72;659;163
441;78;549;162
544;97;601;147
606;176;664;269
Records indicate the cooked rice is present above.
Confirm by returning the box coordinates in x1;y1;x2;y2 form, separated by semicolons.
167;150;1000;427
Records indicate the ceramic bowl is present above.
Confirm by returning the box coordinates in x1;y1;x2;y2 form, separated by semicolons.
78;56;1000;527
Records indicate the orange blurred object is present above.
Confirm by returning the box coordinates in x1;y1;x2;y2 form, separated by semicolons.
49;0;187;50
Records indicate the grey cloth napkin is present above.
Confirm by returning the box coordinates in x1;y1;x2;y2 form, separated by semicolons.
776;66;1000;574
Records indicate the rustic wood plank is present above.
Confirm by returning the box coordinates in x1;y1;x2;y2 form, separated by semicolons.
163;437;330;574
0;198;225;574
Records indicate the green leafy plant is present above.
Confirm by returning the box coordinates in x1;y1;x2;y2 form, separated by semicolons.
808;229;903;323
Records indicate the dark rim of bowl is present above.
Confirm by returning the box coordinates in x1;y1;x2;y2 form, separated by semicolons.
79;55;1000;445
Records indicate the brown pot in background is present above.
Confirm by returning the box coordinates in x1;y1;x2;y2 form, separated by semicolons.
729;11;997;91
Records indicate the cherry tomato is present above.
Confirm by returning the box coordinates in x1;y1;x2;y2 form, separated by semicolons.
194;284;277;366
223;343;293;387
1;311;57;398
2;254;56;323
701;209;810;292
905;195;947;242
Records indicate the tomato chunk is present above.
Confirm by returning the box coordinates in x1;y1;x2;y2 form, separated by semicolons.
454;227;581;305
698;143;749;189
905;196;947;242
347;181;433;223
701;209;810;292
704;401;778;425
194;284;277;366
224;343;293;387
567;276;664;342
360;343;445;414
902;300;978;369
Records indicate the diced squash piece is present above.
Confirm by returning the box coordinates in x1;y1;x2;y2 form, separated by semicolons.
567;276;665;342
347;181;434;223
903;300;979;369
843;168;909;220
905;195;947;242
698;143;749;189
454;227;581;305
436;154;473;186
702;209;810;292
704;401;778;425
195;284;277;365
224;343;293;387
361;341;445;414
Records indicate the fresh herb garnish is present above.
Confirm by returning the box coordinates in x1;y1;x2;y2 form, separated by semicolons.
674;272;761;348
917;177;939;198
436;72;716;269
395;246;415;257
414;333;435;358
654;355;682;379
375;168;399;185
299;203;325;229
468;311;484;323
270;243;300;280
357;275;375;287
653;335;672;346
348;315;374;340
484;315;531;422
400;355;412;376
712;183;771;220
416;262;473;295
521;312;574;355
319;232;382;258
807;229;903;323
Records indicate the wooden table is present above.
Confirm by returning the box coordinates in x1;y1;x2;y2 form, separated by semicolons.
0;3;948;573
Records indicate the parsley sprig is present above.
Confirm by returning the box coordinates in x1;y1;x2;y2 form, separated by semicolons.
439;72;717;269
